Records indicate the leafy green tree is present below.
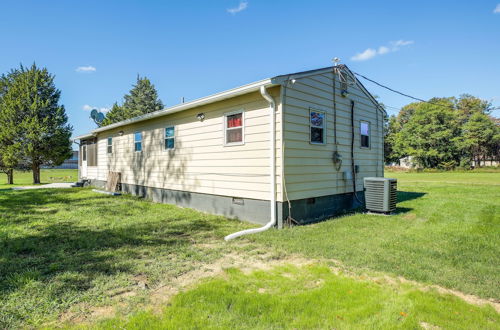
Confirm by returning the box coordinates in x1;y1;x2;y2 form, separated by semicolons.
394;98;461;168
102;76;163;126
0;64;72;183
454;94;492;124
458;112;499;167
384;115;400;164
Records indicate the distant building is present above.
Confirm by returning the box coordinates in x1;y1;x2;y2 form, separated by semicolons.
42;151;78;169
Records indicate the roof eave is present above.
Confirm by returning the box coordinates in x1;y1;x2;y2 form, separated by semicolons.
73;133;96;141
86;78;276;136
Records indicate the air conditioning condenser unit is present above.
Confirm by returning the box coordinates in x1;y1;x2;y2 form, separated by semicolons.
363;177;397;213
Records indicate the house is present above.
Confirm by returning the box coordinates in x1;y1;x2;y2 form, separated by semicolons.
74;65;385;227
42;151;79;169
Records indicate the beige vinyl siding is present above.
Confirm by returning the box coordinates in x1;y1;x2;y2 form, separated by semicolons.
88;88;282;201
283;70;384;201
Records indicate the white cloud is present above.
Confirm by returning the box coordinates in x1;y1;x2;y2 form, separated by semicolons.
377;46;390;55
494;4;500;13
227;1;248;14
351;48;377;61
75;66;96;73
82;104;110;113
351;40;414;61
392;40;414;47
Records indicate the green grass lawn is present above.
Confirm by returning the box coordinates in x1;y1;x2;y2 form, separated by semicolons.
0;169;78;189
97;265;499;330
0;188;252;328
249;171;500;300
0;171;499;328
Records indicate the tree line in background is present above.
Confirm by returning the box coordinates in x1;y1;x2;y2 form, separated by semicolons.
384;94;500;169
0;64;73;184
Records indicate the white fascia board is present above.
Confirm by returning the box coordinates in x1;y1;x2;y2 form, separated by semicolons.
89;78;275;135
73;133;96;141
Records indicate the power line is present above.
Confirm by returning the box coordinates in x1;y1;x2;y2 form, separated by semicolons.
352;70;500;112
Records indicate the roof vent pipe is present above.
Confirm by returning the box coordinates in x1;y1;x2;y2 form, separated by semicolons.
225;85;276;241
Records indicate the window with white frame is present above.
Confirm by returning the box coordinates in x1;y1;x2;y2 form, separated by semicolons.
107;137;112;154
165;126;175;150
360;121;370;148
310;110;326;144
224;110;244;145
134;131;142;152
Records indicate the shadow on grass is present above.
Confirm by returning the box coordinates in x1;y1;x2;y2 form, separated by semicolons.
397;191;426;203
0;189;219;297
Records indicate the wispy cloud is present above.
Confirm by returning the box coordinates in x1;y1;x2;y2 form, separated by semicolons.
392;40;414;48
227;1;248;14
494;4;500;13
75;66;96;73
82;104;109;113
351;48;378;61
351;40;414;61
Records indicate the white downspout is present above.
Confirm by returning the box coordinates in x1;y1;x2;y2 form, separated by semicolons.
225;85;276;241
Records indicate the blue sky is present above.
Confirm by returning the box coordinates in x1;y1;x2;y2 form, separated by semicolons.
1;0;499;141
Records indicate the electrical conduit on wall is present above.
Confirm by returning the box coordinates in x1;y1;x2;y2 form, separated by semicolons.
224;86;277;241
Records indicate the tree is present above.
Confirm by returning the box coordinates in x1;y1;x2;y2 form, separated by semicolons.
102;76;163;126
458;112;499;167
0;64;72;184
384;102;419;165
100;102;124;126
455;94;492;124
394;98;461;168
384;115;400;164
0;68;22;184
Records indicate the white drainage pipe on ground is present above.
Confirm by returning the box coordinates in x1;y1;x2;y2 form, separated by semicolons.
224;85;277;241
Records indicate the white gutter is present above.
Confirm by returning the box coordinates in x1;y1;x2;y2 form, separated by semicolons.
225;86;276;241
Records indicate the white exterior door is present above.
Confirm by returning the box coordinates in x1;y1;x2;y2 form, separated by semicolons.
81;145;87;178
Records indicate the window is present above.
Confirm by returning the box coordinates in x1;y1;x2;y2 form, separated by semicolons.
86;140;97;166
224;110;244;145
134;131;142;152
82;145;87;161
360;121;370;148
107;137;112;154
310;110;326;144
165;126;175;150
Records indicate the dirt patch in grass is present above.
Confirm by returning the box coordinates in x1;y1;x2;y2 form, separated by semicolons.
149;251;313;312
365;274;500;313
65;249;499;326
58;248;314;325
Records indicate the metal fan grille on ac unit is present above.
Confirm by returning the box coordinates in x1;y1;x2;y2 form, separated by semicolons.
363;177;397;213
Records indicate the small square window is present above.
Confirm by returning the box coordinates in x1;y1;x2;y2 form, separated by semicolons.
224;111;244;145
360;121;370;148
310;110;326;144
165;126;175;150
107;137;112;154
134;131;142;152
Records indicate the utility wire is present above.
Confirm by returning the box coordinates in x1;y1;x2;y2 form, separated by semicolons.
352;71;500;112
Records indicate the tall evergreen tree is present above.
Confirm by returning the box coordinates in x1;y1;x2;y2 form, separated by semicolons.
0;64;72;183
0;68;22;184
100;102;124;127
102;76;163;126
